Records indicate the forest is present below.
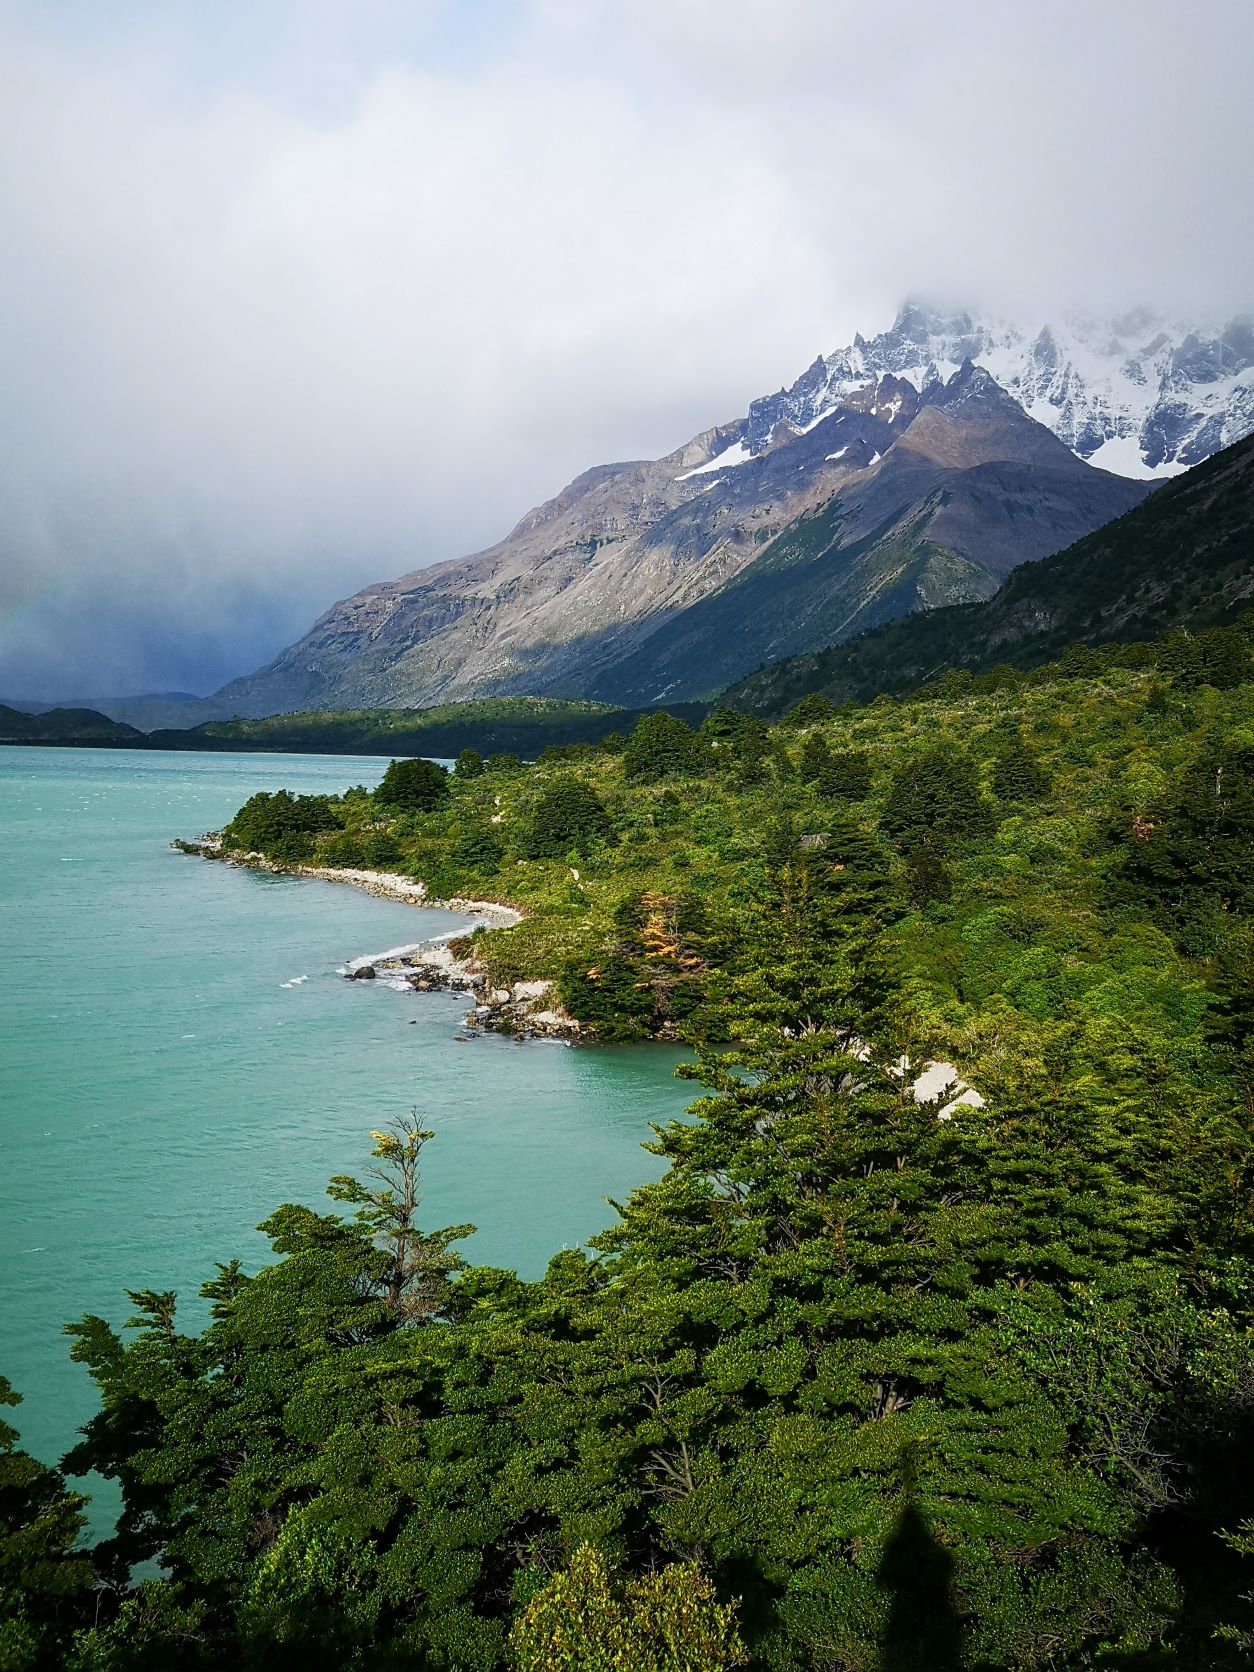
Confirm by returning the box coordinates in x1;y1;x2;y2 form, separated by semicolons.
5;616;1254;1669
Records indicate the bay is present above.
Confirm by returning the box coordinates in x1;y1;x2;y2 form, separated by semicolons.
0;745;692;1493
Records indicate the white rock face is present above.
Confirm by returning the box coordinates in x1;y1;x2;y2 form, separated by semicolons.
908;1059;986;1121
748;303;1254;479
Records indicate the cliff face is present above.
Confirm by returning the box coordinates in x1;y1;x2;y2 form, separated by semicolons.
209;362;1150;716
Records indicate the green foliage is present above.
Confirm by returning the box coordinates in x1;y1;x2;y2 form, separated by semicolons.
455;747;485;778
520;777;613;859
623;711;707;781
221;790;337;861
375;756;450;812
0;1378;93;1671
60;619;1254;1666
799;733;873;800
781;691;836;727
510;1545;746;1671
991;737;1052;802
880;745;996;851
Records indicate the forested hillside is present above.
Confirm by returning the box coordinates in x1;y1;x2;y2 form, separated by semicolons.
727;431;1254;715
6;621;1254;1668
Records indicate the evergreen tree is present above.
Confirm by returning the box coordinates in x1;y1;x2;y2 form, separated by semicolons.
454;747;485;778
880;746;996;851
520;777;613;858
825;748;873;800
0;1379;92;1671
375;757;450;812
798;731;834;786
990;737;1051;802
623;712;706;781
782;691;836;728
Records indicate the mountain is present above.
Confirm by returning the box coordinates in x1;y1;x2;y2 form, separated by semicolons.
204;357;1151;719
767;303;1254;478
0;705;146;746
723;431;1254;715
1;692;205;730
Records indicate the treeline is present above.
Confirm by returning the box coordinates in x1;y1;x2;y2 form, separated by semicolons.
6;629;1254;1666
147;698;711;757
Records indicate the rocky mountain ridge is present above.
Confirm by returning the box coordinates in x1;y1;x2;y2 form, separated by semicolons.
754;303;1254;479
205;357;1149;717
68;301;1250;728
724;431;1254;715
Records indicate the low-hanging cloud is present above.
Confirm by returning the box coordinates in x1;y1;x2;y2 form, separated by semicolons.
1;0;1250;699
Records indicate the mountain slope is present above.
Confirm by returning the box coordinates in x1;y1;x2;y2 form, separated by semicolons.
723;432;1254;715
765;303;1254;477
207;363;1148;717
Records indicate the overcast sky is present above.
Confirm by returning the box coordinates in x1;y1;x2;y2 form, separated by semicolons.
2;0;1251;699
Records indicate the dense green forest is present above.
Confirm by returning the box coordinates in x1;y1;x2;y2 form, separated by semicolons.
6;619;1254;1669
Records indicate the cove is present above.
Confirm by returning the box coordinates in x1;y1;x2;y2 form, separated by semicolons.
0;746;694;1483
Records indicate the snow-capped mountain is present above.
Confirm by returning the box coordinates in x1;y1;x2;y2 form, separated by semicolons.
201;359;1149;717
744;304;1254;479
116;299;1246;728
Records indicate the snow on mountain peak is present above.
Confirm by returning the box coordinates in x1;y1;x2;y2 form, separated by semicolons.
746;303;1254;480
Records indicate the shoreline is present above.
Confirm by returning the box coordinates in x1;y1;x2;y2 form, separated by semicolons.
174;835;580;1039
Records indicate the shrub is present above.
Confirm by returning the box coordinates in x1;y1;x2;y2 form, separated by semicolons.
453;824;504;875
454;748;485;779
318;832;367;868
520;778;613;859
782;691;837;728
363;833;404;870
991;739;1051;803
510;1545;746;1671
222;790;336;858
376;758;450;812
623;712;706;781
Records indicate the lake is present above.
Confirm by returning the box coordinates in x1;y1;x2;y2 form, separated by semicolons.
0;745;694;1500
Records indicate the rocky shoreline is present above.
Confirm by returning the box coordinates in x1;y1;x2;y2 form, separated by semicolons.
173;835;582;1041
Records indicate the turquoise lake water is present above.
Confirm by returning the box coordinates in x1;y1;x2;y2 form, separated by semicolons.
0;746;694;1497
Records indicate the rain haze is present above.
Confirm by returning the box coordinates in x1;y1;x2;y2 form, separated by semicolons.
1;0;1251;701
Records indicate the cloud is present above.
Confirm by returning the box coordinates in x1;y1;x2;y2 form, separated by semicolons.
0;0;1250;697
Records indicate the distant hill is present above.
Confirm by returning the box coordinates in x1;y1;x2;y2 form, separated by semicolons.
0;705;146;746
146;697;708;758
724;432;1254;715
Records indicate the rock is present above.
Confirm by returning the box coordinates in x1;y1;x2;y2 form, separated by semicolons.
348;964;376;981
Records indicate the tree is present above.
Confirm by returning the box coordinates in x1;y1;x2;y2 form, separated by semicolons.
221;790;337;862
322;1117;473;1324
520;778;613;858
623;712;706;781
454;748;485;779
1109;743;1254;934
990;738;1051;803
0;1378;93;1671
798;731;834;787
376;757;450;812
510;1545;746;1671
801;735;873;801
902;843;954;908
880;746;996;851
782;692;836;728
